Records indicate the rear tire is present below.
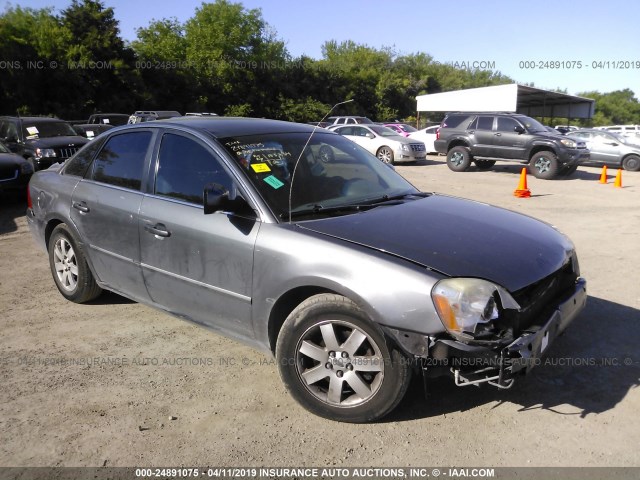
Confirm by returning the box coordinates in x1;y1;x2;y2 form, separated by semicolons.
276;294;411;423
622;155;640;172
446;146;472;172
48;224;102;303
529;151;559;179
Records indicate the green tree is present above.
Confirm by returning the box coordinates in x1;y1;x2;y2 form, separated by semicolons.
60;0;141;116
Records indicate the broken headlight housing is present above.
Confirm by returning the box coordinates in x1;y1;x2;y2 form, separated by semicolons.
431;278;519;341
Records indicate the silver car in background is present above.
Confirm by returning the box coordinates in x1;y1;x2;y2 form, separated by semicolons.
26;117;586;422
328;124;426;164
569;129;640;171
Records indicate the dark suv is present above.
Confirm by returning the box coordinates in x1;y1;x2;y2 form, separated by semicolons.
0;117;89;171
434;113;590;179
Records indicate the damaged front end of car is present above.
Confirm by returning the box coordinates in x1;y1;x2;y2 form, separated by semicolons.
385;251;587;391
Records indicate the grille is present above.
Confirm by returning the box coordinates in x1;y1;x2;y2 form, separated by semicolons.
410;143;426;152
54;147;80;159
504;254;579;335
0;166;18;182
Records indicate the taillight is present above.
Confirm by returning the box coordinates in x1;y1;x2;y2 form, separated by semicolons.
436;127;441;140
27;185;32;209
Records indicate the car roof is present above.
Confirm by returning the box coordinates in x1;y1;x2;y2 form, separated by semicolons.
137;116;322;137
0;116;66;123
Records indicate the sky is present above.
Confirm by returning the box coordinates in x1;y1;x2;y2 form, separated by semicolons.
11;0;640;98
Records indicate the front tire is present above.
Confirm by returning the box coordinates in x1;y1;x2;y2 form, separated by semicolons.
48;224;102;303
276;294;411;423
529;151;559;179
446;146;472;172
376;146;394;164
622;155;640;172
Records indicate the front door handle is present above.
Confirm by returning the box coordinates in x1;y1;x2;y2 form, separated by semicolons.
494;132;502;136
144;223;171;238
72;201;90;213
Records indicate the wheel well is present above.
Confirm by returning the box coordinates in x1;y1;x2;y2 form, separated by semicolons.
44;219;64;248
528;146;554;162
447;140;470;151
267;286;337;353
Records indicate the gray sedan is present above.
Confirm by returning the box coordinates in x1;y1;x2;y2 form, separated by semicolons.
569;129;640;171
27;117;587;422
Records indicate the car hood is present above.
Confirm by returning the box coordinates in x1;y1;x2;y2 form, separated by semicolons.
25;136;88;148
297;194;574;292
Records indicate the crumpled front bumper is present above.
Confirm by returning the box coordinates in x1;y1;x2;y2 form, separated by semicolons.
386;277;587;388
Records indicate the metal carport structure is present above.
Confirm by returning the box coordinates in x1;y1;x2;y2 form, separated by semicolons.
416;83;595;124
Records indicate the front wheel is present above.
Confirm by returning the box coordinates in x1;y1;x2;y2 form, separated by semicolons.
376;146;394;164
276;294;411;423
622;155;640;172
446;146;472;171
529;151;559;179
48;224;102;303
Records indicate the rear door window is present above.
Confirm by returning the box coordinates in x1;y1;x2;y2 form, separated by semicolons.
90;131;152;190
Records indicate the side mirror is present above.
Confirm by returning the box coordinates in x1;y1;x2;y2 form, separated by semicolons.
366;132;375;139
203;183;231;215
514;126;525;134
203;183;254;216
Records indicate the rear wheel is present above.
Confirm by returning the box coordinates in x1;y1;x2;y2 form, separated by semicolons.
529;151;559;179
48;224;102;303
446;146;472;172
376;146;394;164
622;155;640;172
474;160;496;171
276;294;411;423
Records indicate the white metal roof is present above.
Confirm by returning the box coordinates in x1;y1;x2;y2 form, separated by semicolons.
416;83;595;119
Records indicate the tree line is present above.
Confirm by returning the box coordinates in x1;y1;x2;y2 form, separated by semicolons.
1;0;639;126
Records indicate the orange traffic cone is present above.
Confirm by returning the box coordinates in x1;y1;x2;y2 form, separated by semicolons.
513;168;531;198
599;165;608;184
614;169;622;188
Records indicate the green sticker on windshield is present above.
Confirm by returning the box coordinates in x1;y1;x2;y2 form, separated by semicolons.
263;175;285;189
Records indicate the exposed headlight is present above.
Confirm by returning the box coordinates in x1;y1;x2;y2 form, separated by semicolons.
432;278;505;337
20;162;34;174
401;144;410;151
560;138;577;148
35;148;56;158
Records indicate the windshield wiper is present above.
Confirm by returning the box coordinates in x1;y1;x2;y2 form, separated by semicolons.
284;192;430;219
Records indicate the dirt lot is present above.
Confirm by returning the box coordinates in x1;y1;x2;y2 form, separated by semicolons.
1;158;639;469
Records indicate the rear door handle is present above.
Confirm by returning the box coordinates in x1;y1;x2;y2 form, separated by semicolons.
72;201;90;213
494;132;502;136
144;223;171;238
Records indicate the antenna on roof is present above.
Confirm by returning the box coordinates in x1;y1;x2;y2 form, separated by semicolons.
287;99;354;223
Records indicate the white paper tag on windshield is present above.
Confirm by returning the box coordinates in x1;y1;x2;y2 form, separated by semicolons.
102;119;109;124
26;126;39;135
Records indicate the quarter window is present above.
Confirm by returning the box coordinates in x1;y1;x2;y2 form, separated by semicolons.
155;133;233;205
63;139;105;177
90;131;151;190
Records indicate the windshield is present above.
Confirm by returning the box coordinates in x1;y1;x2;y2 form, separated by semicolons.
22;121;77;139
519;116;547;133
218;132;418;219
397;124;417;133
0;142;9;153
370;126;402;137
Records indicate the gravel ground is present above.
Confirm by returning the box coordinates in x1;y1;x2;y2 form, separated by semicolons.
1;158;639;469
